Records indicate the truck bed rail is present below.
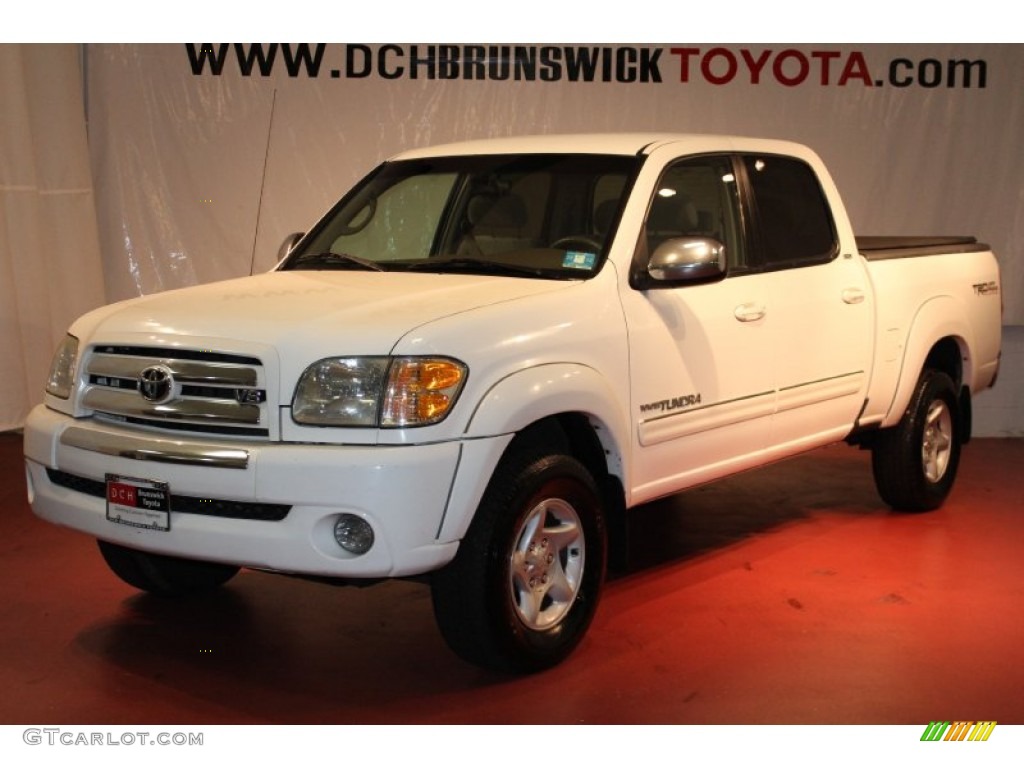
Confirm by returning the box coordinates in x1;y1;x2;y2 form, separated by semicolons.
857;235;988;260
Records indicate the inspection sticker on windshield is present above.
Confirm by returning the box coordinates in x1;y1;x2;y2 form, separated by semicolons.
106;474;171;531
562;251;597;270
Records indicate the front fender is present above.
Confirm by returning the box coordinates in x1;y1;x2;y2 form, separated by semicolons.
464;363;629;453
436;363;630;543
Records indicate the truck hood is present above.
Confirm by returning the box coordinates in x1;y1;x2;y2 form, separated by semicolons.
78;270;576;356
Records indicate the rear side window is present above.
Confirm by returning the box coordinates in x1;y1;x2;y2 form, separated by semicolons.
743;155;836;268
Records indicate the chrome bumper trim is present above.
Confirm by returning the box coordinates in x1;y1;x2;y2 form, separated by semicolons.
60;426;250;470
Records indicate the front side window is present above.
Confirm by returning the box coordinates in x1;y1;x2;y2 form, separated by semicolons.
283;154;641;280
642;155;747;271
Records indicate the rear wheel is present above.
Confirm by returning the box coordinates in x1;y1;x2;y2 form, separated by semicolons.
97;540;239;596
431;450;607;673
871;369;961;512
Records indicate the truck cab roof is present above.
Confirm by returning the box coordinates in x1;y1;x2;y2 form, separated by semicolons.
391;133;815;160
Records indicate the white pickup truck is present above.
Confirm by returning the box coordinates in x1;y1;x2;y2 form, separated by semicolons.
24;134;1002;672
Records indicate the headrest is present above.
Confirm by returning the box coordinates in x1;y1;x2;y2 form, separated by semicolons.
647;193;699;233
468;194;528;230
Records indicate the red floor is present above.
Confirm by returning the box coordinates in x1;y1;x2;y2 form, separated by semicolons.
2;432;1022;724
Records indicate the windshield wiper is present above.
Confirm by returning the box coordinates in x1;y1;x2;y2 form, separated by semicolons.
288;251;385;272
404;257;556;279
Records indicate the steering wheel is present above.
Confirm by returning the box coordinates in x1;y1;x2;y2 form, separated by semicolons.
550;235;603;253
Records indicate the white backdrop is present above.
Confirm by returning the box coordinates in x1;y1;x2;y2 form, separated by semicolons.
0;45;106;431
85;43;1023;322
2;43;1021;431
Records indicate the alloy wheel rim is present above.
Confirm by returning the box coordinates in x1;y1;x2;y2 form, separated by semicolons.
921;399;953;483
508;498;585;631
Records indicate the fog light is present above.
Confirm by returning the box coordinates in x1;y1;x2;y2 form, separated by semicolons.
333;514;374;555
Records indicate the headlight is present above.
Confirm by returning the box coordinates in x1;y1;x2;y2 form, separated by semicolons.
45;334;80;399
292;356;467;428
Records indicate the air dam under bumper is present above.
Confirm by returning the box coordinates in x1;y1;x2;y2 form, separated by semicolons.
23;405;485;578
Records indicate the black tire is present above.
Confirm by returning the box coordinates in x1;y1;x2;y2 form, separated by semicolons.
871;369;961;512
431;450;607;673
97;540;240;596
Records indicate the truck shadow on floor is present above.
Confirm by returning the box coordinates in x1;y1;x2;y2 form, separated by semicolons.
72;447;886;721
616;446;885;574
73;575;472;722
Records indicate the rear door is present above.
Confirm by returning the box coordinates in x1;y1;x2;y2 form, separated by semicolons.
740;154;873;450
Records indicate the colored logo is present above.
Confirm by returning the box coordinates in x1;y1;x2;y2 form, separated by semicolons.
920;721;996;741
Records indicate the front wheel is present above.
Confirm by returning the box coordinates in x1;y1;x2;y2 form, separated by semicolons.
97;540;240;596
431;451;607;673
871;369;961;512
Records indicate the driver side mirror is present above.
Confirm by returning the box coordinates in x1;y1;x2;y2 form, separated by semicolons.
276;232;306;265
648;236;727;284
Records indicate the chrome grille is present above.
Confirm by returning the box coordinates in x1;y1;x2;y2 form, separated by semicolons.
82;346;269;438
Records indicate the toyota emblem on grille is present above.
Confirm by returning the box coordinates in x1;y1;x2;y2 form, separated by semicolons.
138;366;175;404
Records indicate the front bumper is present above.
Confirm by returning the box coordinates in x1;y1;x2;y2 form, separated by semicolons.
23;405;499;578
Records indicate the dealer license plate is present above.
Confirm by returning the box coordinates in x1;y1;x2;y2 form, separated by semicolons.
105;474;171;531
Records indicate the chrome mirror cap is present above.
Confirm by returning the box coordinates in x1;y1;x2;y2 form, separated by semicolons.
648;237;727;283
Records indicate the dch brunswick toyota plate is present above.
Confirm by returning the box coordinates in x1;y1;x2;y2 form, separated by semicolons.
105;474;171;531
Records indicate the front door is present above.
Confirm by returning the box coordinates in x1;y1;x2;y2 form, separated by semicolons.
620;153;777;504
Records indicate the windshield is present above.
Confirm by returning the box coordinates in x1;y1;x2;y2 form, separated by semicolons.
281;153;641;279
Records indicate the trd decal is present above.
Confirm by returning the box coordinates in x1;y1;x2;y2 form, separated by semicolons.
972;281;999;296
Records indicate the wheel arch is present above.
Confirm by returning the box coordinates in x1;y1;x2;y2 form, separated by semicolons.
923;336;964;390
462;362;630;484
439;364;630;545
883;296;973;428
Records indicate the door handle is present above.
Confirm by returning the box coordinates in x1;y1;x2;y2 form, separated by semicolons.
842;288;866;305
734;303;766;322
